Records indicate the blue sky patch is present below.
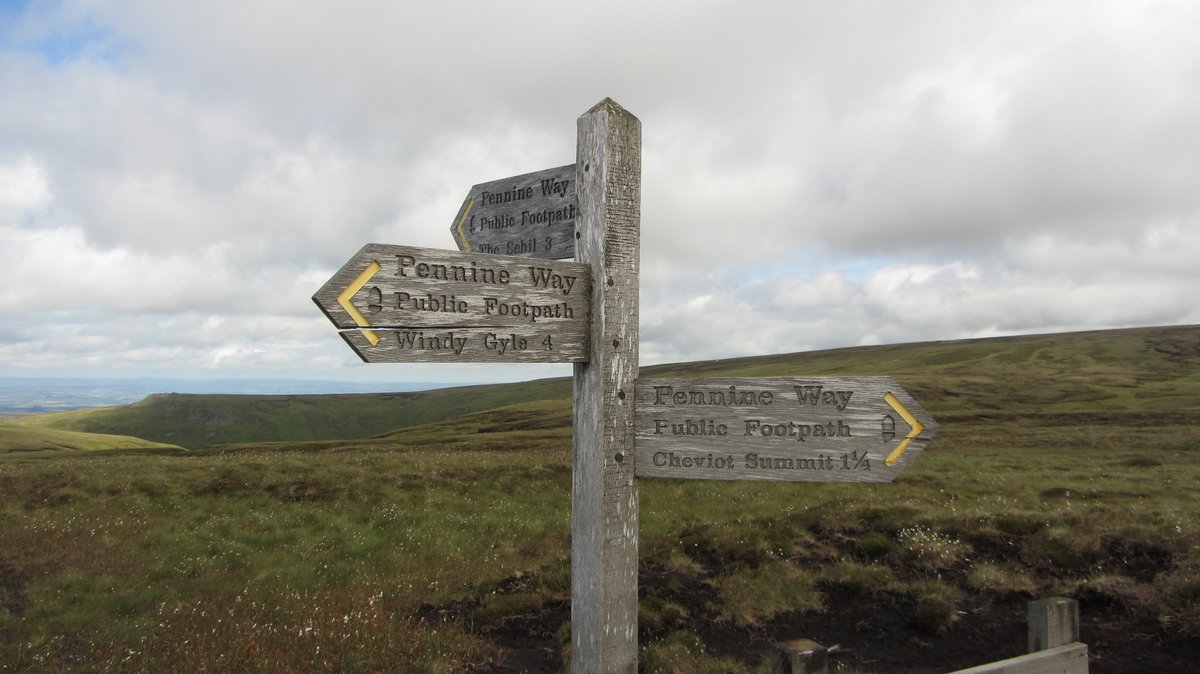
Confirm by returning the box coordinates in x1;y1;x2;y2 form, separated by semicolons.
0;1;128;66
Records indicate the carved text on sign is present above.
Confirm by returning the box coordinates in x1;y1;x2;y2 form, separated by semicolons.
450;165;578;260
313;244;590;363
634;378;938;483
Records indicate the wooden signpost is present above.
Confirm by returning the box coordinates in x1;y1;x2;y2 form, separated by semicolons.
314;98;939;673
449;164;578;260
635;377;937;483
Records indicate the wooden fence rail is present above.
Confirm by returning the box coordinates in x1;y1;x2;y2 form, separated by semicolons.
950;642;1088;674
949;597;1087;674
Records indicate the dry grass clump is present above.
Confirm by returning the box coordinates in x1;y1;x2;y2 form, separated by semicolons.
712;560;823;627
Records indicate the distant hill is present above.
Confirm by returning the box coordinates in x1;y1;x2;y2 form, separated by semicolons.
645;324;1200;416
0;377;449;414
11;324;1199;450
0;421;184;456
13;378;572;449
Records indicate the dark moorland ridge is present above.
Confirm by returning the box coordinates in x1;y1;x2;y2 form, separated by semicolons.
0;378;444;415
13;324;1200;449
1;324;1199;672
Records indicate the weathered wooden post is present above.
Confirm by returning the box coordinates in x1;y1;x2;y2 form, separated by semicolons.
1028;597;1080;653
572;98;641;671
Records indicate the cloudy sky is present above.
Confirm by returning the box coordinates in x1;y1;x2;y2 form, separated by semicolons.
1;1;1198;386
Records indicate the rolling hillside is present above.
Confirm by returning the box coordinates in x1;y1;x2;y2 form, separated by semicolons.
9;324;1200;450
11;377;572;449
0;421;184;455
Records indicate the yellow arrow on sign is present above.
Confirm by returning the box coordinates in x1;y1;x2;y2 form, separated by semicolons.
454;197;475;252
336;260;382;346
883;391;925;466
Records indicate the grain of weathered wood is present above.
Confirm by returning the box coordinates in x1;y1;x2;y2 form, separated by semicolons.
634;377;938;483
314;243;590;329
339;326;586;363
313;243;590;363
1028;597;1080;653
449;164;577;259
571;98;641;674
948;643;1088;674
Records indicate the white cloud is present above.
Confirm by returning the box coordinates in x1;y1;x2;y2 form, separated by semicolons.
0;154;52;217
1;0;1198;384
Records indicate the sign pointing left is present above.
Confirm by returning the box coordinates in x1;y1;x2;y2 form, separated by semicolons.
450;164;577;260
313;243;591;363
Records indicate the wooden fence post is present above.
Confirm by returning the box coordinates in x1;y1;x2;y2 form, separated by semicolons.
1028;597;1080;653
571;98;642;672
937;598;1090;673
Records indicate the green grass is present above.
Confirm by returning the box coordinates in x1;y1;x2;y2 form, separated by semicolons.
712;560;823;627
0;422;184;456
0;410;573;671
1;325;1199;671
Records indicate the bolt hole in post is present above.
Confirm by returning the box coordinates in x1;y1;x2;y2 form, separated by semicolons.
617;389;626;401
612;339;621;349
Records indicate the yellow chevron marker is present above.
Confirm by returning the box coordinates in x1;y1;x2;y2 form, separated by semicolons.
883;391;924;466
454;197;475;252
336;260;382;346
448;164;578;260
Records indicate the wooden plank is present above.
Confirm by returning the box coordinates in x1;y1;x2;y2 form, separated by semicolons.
449;164;577;259
949;643;1088;674
571;98;641;673
314;243;590;329
634;377;938;483
339;326;585;363
313;243;590;363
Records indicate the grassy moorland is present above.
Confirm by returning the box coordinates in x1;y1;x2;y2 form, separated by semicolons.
1;325;1199;672
0;422;184;456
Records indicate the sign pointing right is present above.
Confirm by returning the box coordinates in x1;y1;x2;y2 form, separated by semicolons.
634;377;939;483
